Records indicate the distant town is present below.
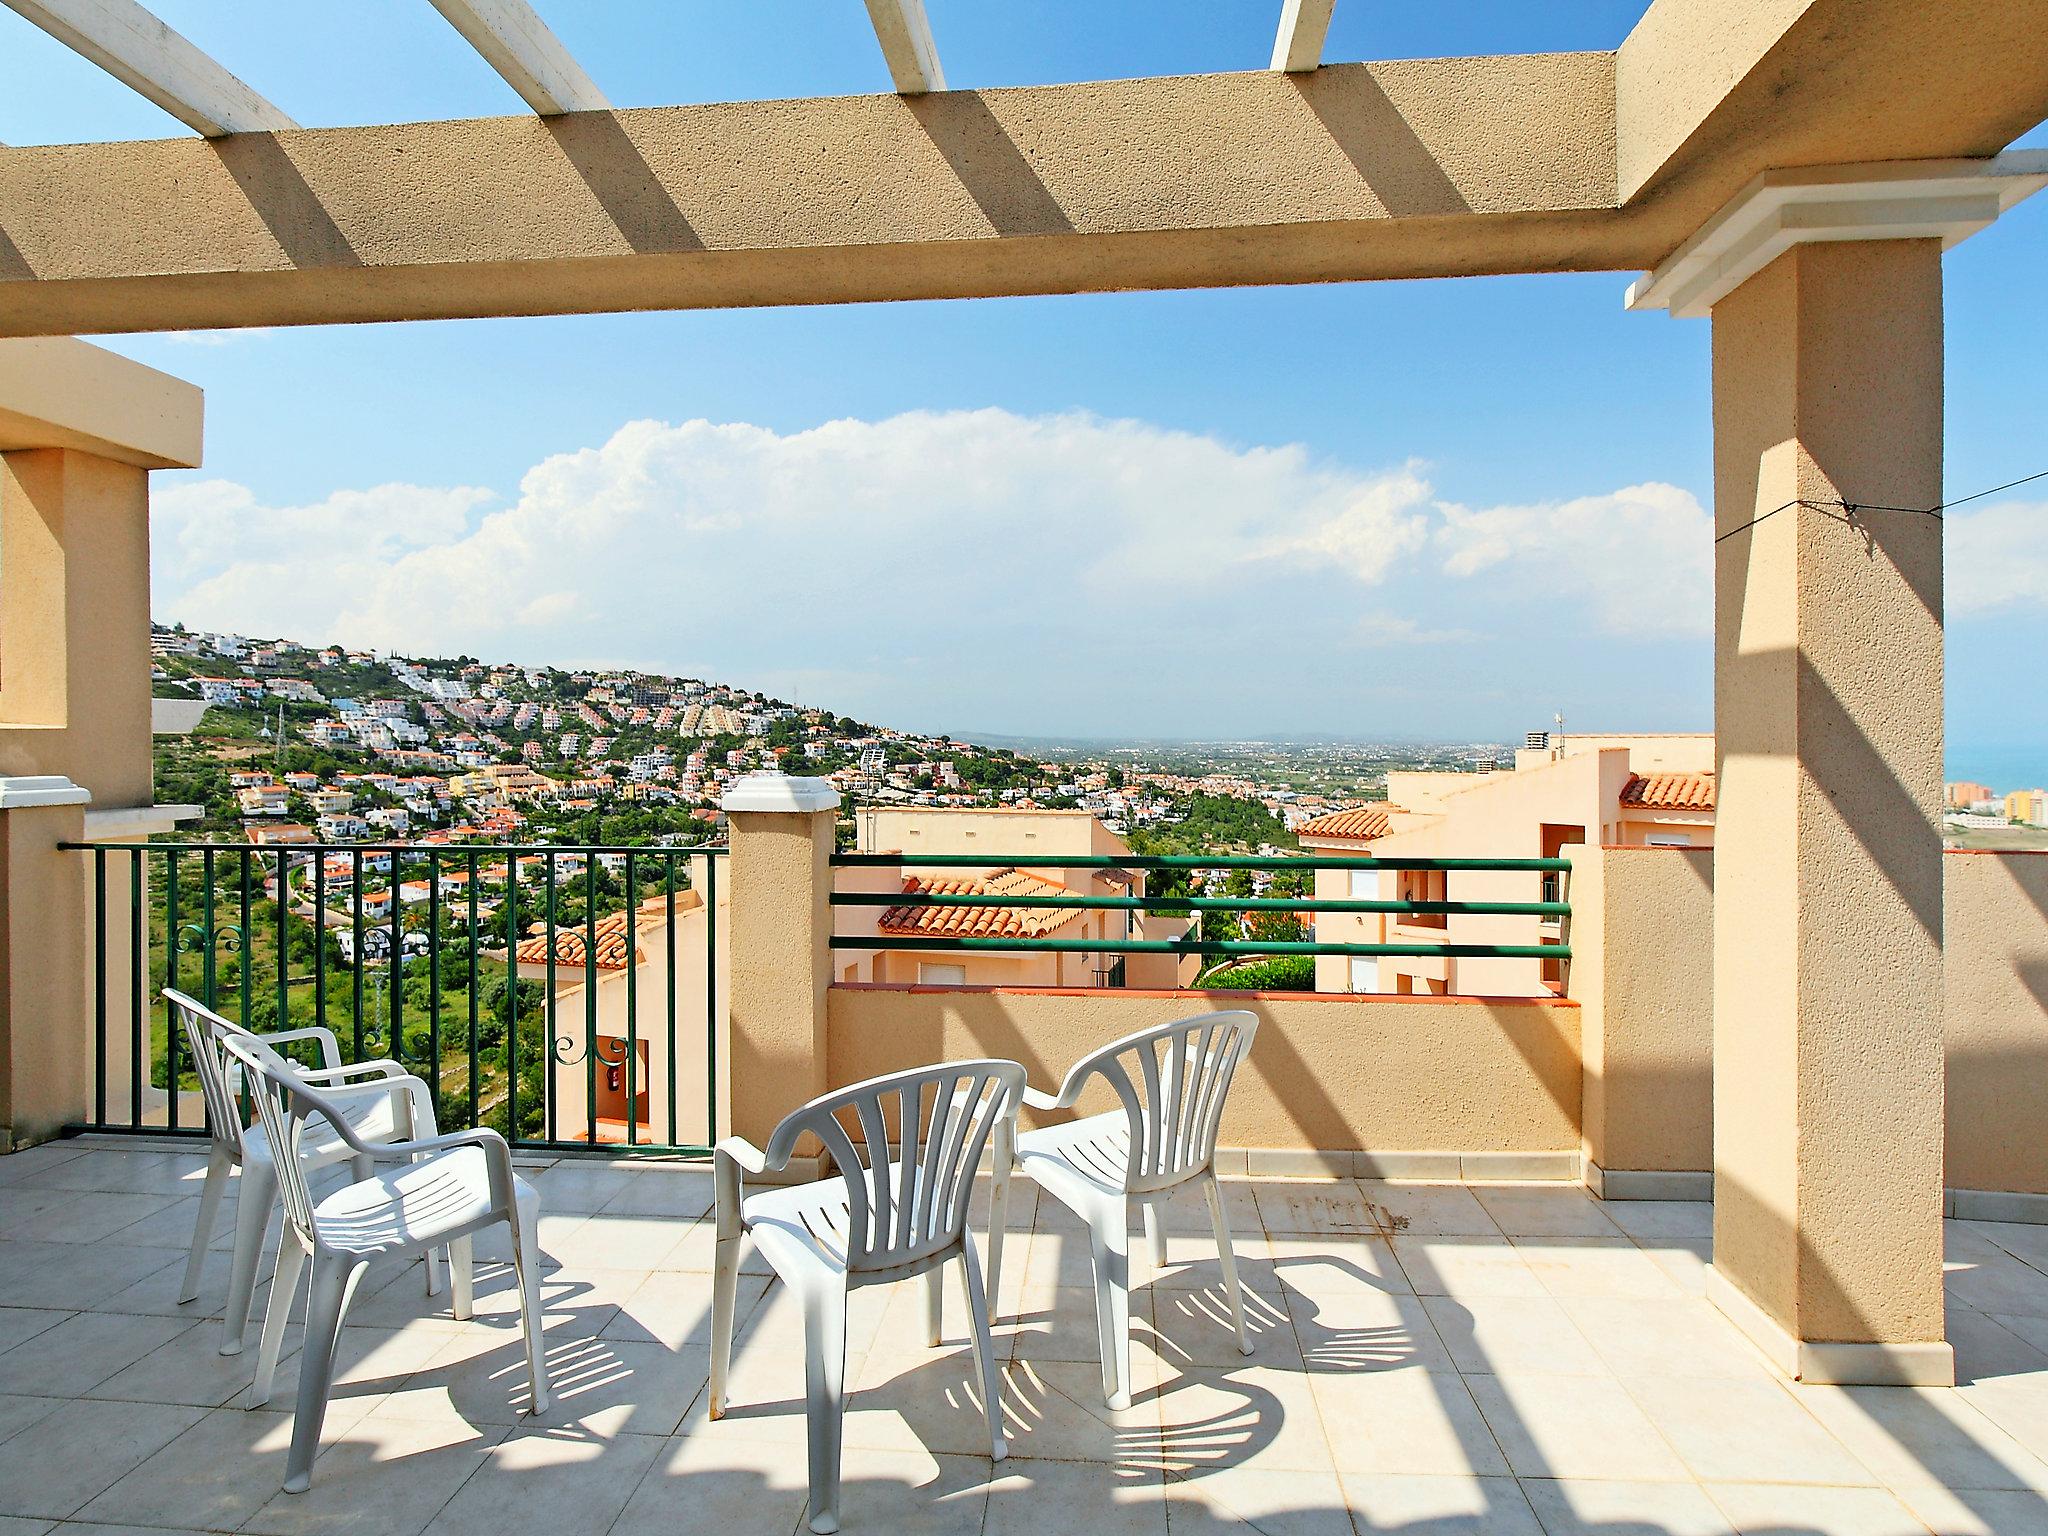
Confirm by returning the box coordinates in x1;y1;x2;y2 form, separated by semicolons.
149;623;1513;853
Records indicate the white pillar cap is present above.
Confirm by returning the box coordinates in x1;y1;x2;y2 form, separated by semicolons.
721;773;842;814
0;775;91;810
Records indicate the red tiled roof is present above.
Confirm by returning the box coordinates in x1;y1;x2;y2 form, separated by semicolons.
517;913;638;971
1297;805;1396;842
880;870;1083;939
1620;771;1716;811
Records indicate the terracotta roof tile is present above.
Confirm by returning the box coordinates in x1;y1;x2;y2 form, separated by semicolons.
517;912;639;971
880;869;1083;939
1620;771;1716;811
1297;805;1396;842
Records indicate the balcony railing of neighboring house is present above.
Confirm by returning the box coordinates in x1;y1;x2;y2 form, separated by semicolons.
61;840;727;1155
827;852;1572;982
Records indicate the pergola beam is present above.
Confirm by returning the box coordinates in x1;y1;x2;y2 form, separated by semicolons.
862;0;944;94
426;0;608;116
1271;0;1337;72
0;0;294;137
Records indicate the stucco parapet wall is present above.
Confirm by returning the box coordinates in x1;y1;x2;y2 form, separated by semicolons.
0;339;202;468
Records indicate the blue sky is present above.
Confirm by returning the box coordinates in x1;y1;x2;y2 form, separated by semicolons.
6;3;2044;780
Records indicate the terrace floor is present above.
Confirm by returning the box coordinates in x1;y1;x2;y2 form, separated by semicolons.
2;1142;2047;1535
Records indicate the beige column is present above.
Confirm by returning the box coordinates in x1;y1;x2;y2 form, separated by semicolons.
720;775;842;1155
0;778;92;1148
1708;239;1950;1385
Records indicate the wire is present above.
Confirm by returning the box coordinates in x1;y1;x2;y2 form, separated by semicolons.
1713;467;2046;545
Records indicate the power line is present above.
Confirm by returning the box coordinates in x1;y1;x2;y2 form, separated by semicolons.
1712;467;2047;546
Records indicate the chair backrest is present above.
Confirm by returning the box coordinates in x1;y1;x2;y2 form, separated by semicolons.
764;1059;1025;1275
164;988;253;1159
1057;1011;1259;1194
217;1031;335;1249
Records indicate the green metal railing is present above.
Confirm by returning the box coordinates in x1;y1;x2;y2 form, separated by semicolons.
63;840;726;1155
828;852;1572;973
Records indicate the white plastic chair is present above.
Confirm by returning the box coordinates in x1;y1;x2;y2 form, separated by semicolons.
709;1060;1025;1535
221;1031;551;1494
167;988;443;1355
988;1010;1259;1409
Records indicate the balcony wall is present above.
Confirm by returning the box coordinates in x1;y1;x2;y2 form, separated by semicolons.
828;983;1581;1167
1571;844;2048;1200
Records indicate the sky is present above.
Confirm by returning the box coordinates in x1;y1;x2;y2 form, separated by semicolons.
4;3;2044;778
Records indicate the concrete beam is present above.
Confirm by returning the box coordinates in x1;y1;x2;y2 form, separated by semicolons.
426;0;608;116
0;56;1617;335
0;0;295;137
862;0;944;94
0;0;2042;334
1271;0;1337;73
0;337;202;468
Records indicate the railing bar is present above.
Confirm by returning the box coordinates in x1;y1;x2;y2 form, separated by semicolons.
201;847;218;1015
351;850;365;1062
704;850;718;1146
826;936;1571;959
584;861;598;1148
625;850;638;1148
130;851;144;1129
165;849;180;1131
239;850;252;1032
545;853;558;1146
427;849;442;1124
665;854;678;1149
273;848;288;1032
313;852;327;1034
506;851;520;1143
467;849;480;1132
93;848;107;1128
828;892;1570;916
827;853;1572;871
389;845;404;1068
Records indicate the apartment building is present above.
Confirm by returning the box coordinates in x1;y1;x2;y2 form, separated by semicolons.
1308;733;1716;998
832;806;1188;990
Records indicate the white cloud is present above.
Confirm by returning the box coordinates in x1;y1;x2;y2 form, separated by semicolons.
1432;481;1713;638
1354;614;1477;646
149;409;1726;731
1947;500;2048;615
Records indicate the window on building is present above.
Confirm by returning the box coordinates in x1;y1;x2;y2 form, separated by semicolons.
917;962;966;986
1398;868;1447;929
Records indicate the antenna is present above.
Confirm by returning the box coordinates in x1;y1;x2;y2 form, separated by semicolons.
1553;710;1565;759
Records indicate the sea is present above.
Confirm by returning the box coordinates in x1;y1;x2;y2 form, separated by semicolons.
1946;744;2048;795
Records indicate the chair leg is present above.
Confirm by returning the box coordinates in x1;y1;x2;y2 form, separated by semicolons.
923;1262;944;1347
250;1229;307;1408
1143;1201;1168;1271
282;1255;365;1494
801;1281;849;1535
180;1146;233;1305
1204;1174;1253;1356
709;1229;741;1419
956;1242;1007;1462
408;1083;446;1298
983;1165;1011;1327
449;1233;475;1320
508;1217;550;1415
1086;1207;1133;1410
221;1155;278;1355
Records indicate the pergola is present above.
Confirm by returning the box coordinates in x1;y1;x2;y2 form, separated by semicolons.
3;0;2048;1392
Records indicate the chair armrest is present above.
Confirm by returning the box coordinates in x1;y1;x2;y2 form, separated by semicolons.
714;1136;782;1239
1021;1086;1063;1112
382;1127;517;1211
256;1025;343;1072
298;1059;407;1084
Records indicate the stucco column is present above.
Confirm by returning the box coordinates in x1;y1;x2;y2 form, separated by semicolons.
0;777;93;1149
1708;239;1950;1385
720;774;841;1154
0;446;155;807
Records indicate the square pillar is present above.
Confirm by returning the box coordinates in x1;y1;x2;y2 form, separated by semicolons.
721;775;841;1157
1708;239;1950;1385
0;446;155;807
0;777;92;1149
